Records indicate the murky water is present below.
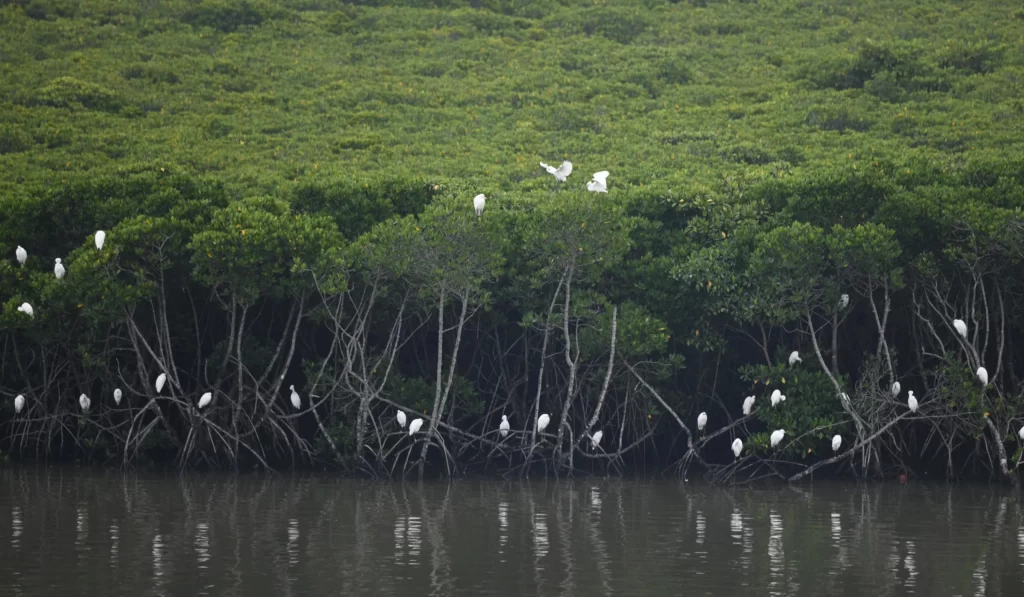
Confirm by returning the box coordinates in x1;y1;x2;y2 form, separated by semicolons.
1;468;1022;596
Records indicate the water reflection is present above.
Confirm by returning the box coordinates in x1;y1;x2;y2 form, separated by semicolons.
0;469;1022;597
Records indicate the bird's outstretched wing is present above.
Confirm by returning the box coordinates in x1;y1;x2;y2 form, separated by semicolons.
555;161;573;180
591;171;609;185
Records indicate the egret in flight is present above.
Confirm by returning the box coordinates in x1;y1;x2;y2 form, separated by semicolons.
953;319;967;339
742;395;755;416
409;418;423;436
473;194;486;217
590;430;603;450
79;394;91;412
537;413;550;433
789;351;801;366
155;373;166;394
907;390;918;413
95;230;106;250
397;410;407;428
731;438;743;458
832;434;842;452
198;392;212;409
891;381;901;397
499;415;510;437
16;245;26;266
289;385;301;409
697;412;707;431
539;160;572;182
113;388;122;406
14;395;25;414
586;171;609;193
54;258;65;279
17;303;33;317
770;429;785;448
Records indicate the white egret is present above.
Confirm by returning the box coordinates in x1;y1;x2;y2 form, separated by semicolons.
397;410;407;428
155;373;166;394
473;193;486;217
95;230;106;250
198;392;212;409
16;245;27;266
539;160;572;182
907;390;918;413
408;418;423;436
770;389;786;408
731;438;743;458
742;395;755;416
586;171;609;193
79;393;91;412
839;294;850;309
54;258;65;279
1019;426;1024;441
499;415;510;437
17;303;33;318
289;384;301;409
891;381;901;397
113;388;122;406
788;351;801;366
537;413;550;433
976;367;988;387
832;434;842;452
14;394;25;414
770;429;785;448
697;411;707;431
953;319;967;339
590;430;603;450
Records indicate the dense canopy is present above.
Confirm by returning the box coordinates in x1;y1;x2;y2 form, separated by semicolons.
1;0;1023;481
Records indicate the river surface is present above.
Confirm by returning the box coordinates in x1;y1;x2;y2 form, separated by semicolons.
1;467;1022;596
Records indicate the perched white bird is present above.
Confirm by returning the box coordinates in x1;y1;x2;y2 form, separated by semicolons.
16;245;27;266
953;319;967;339
408;418;423;436
197;392;212;409
832;434;842;452
907;390;918;413
537;413;550;433
14;394;25;414
473;194;486;217
95;230;106;250
113;388;122;406
891;381;901;397
289;384;301;409
539;160;572;182
17;302;33;318
590;430;603;450
79;393;91;412
731;438;743;458
742;395;755;416
839;294;850;309
586;171;609;193
499;415;510;437
770;389;786;408
397;410;407;428
155;373;166;394
788;351;801;366
977;367;988;387
770;429;785;448
697;411;707;431
54;258;65;279
1018;426;1024;441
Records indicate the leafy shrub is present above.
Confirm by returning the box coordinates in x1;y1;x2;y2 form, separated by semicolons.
25;76;122;112
181;0;285;33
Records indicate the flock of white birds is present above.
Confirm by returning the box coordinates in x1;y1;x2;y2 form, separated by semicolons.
8;184;1022;460
471;160;610;218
